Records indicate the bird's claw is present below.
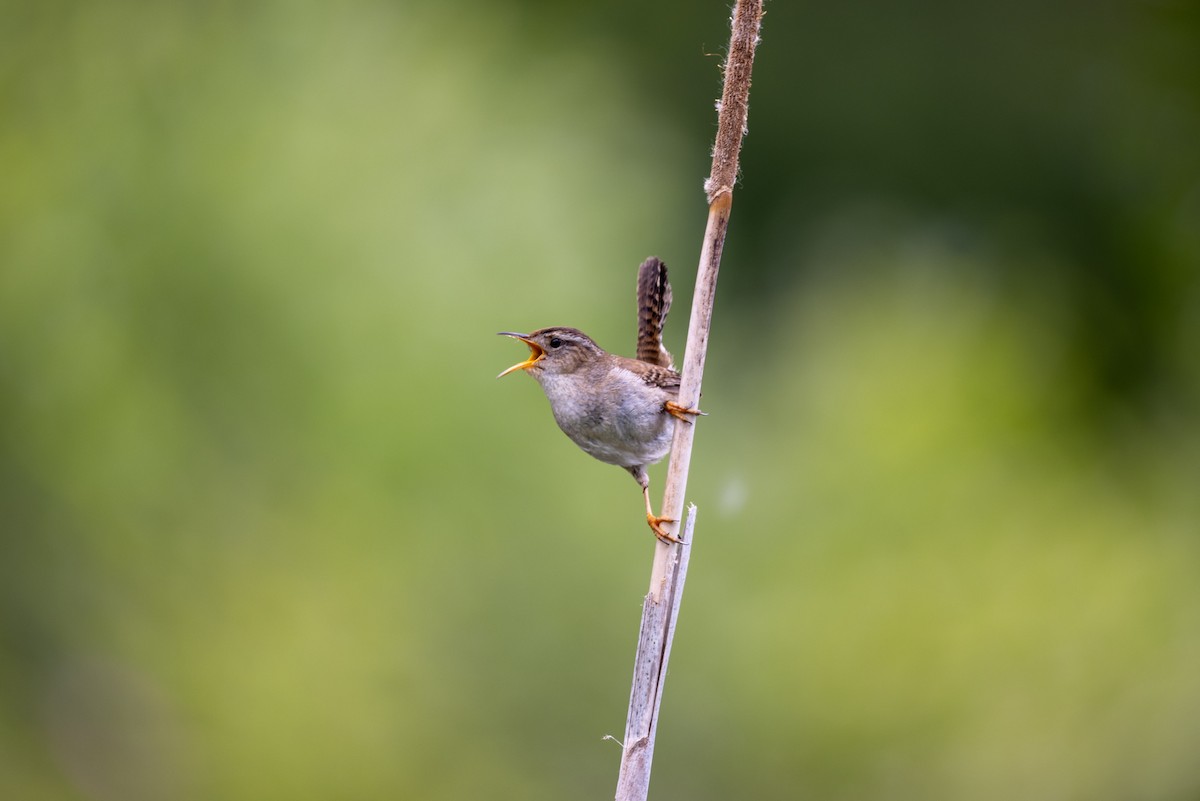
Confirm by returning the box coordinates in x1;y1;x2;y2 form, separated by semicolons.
648;513;684;544
665;400;705;423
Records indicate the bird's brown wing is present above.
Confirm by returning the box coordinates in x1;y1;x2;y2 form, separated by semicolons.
641;363;681;393
636;257;674;369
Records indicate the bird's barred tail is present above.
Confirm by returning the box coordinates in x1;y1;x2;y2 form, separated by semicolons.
636;256;674;369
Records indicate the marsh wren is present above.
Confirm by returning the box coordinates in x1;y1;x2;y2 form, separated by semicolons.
497;257;703;543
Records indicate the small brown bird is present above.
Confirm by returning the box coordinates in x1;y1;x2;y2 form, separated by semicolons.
498;257;702;543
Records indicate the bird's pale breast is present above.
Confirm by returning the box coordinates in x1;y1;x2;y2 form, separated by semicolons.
534;365;675;468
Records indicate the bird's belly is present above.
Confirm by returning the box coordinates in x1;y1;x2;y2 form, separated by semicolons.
563;415;674;467
536;365;677;468
547;395;674;467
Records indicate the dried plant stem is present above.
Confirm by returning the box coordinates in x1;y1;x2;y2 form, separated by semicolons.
614;2;763;799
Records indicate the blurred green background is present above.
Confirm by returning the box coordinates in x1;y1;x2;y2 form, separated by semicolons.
3;0;1199;798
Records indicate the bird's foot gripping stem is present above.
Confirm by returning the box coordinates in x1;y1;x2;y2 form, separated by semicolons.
647;513;684;544
665;400;706;422
643;487;684;544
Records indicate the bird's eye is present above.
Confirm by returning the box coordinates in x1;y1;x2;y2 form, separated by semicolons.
549;337;562;349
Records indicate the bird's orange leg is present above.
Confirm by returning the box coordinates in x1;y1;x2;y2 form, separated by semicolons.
643;486;683;544
665;400;705;422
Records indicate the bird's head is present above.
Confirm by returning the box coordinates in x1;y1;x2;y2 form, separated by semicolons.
496;327;603;378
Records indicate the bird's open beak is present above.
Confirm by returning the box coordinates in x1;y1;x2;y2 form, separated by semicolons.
496;332;546;378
